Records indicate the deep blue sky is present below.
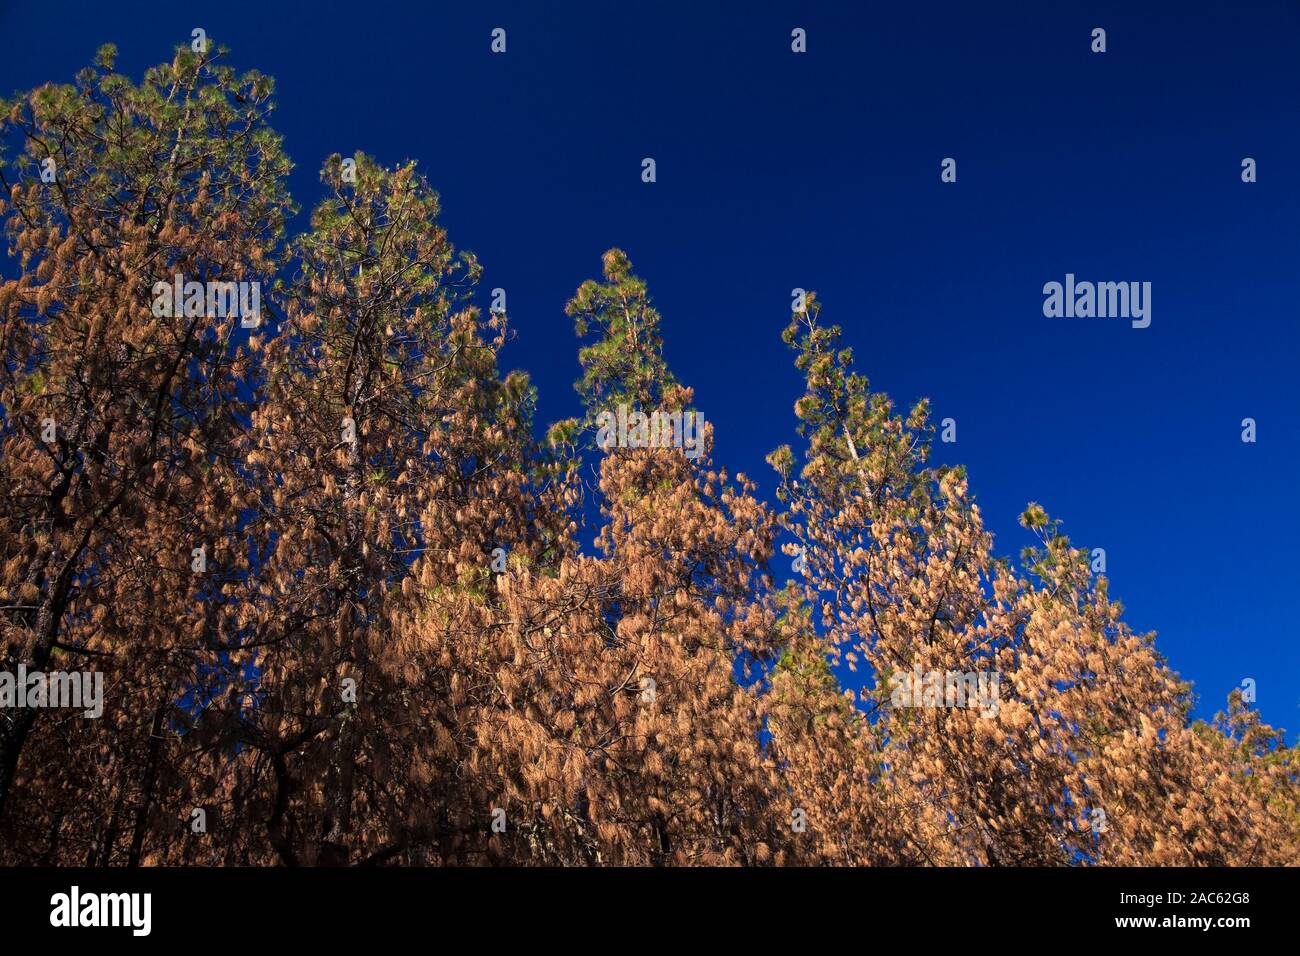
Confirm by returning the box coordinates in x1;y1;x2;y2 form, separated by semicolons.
3;1;1298;739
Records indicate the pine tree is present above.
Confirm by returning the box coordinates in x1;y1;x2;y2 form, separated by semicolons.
0;41;291;841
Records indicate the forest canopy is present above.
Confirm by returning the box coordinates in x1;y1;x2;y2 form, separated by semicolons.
1;42;1296;866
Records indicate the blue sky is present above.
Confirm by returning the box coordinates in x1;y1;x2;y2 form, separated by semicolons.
3;0;1298;739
